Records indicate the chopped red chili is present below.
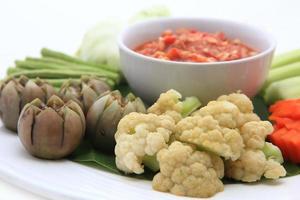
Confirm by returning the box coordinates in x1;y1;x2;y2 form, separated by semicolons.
134;28;258;63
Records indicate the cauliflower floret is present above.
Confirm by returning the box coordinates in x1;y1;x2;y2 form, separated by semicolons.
152;141;224;198
264;159;287;179
236;112;260;127
192;100;240;129
225;149;286;182
240;121;273;149
217;93;253;113
148;89;183;123
218;93;261;127
176;115;244;160
115;112;175;174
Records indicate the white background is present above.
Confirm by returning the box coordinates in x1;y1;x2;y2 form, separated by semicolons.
0;0;299;199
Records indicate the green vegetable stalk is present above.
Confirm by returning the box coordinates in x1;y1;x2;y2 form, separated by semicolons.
26;57;70;65
262;142;284;164
6;48;122;89
15;60;112;74
262;49;300;102
264;61;300;88
264;76;300;104
181;96;201;117
7;69;119;83
272;49;300;68
41;48;118;72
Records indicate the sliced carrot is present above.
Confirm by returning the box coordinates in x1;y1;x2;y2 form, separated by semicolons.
269;99;300;113
268;98;300;163
269;116;300;131
271;105;300;119
270;100;300;119
285;121;300;131
283;130;300;163
280;130;295;162
269;116;292;128
269;128;290;160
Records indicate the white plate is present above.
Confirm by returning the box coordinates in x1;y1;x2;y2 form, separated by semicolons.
0;124;299;200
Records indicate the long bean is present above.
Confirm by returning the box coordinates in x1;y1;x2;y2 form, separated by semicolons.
14;61;120;81
26;57;116;73
8;69;119;82
15;60;114;75
7;67;22;75
41;48;118;72
26;57;73;65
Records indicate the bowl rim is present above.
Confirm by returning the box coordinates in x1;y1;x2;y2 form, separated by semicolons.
118;17;276;66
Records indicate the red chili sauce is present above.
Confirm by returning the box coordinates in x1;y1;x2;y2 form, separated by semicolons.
134;28;258;63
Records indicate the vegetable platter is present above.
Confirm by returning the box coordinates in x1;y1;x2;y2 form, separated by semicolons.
0;128;299;200
1;2;300;200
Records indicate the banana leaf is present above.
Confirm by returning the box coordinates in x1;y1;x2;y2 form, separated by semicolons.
69;140;155;180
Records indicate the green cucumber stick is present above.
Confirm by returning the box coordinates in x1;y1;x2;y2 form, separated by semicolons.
181;96;201;117
264;76;300;105
272;49;300;68
265;61;300;87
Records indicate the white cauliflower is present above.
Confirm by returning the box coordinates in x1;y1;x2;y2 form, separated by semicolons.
217;92;253;113
264;159;287;179
114;112;175;174
192;100;240;129
148;89;183;123
240;121;273;149
175;115;244;160
225;149;286;182
193;93;260;129
152;141;224;198
236;112;260;127
113;91;286;198
218;93;261;127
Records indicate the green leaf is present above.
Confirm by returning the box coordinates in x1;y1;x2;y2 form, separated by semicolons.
283;162;300;177
69;140;120;174
252;95;270;121
114;84;132;96
69;140;155;180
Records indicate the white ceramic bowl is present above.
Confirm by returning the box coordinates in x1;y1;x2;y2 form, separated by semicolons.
118;17;276;104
